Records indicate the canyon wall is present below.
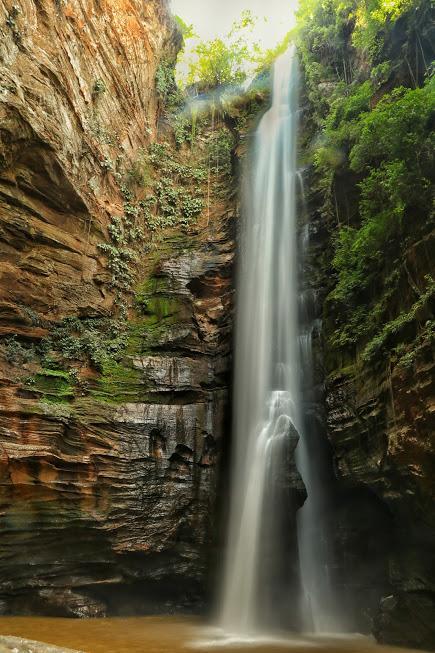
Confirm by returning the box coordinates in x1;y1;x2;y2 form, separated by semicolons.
303;120;435;651
0;0;235;616
298;0;434;646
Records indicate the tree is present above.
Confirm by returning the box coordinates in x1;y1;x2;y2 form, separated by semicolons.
186;37;249;89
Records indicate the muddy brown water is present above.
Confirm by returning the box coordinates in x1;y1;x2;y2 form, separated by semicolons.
0;617;422;653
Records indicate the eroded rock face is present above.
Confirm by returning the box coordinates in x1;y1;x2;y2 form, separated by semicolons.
0;0;235;616
321;225;435;644
0;0;177;324
301;172;435;646
326;339;435;648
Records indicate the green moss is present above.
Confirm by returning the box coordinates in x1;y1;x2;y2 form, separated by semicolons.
36;369;71;379
92;360;142;404
134;276;182;322
90;286;183;403
327;363;357;382
135;277;170;310
144;296;180;321
38;400;74;419
127;309;181;354
28;369;75;403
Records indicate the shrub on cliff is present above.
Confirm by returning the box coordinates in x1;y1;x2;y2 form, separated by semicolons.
296;0;434;363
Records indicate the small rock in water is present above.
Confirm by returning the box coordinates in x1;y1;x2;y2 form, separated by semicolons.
0;637;83;653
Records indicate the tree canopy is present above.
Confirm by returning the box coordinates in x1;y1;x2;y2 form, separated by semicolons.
175;10;292;90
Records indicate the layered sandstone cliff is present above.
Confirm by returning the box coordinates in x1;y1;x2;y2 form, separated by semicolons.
0;0;235;616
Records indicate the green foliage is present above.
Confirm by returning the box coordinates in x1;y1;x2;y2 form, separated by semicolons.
370;61;392;86
186;37;248;88
28;305;181;405
330;80;434;307
395;320;435;369
207;127;235;177
251;32;293;74
327;80;373;132
349;81;434;176
313;80;373;178
174;15;196;42
330;226;368;303
295;0;357;113
98;243;137;291
359;160;409;225
352;0;414;55
297;0;434;370
156;60;183;109
180;10;288;90
362;276;435;361
2;336;36;365
143;140;207;231
40;317;129;371
156;60;173;99
92;78;106;96
97;175;156;295
173;113;194;147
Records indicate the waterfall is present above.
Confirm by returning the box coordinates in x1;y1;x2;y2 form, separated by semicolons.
219;47;343;637
297;225;343;634
219;47;301;635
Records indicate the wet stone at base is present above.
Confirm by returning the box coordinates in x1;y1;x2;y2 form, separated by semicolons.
0;637;83;653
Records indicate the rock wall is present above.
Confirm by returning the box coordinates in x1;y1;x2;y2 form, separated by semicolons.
296;0;434;644
325;248;435;647
299;196;395;635
301;101;435;650
0;0;235;616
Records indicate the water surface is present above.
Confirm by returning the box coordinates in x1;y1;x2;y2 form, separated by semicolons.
0;617;422;653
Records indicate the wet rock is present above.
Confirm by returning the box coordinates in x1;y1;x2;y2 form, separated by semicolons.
374;591;435;649
286;422;306;502
0;638;83;653
36;589;107;618
325;349;435;642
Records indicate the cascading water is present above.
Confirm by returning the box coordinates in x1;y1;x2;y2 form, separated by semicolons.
296;223;343;634
219;47;343;637
219;47;301;635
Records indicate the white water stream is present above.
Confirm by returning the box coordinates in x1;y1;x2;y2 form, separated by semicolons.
219;48;343;637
